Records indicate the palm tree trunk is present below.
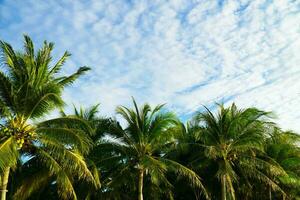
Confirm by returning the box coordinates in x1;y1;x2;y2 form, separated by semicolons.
269;187;272;200
138;169;144;200
1;167;10;200
221;175;227;200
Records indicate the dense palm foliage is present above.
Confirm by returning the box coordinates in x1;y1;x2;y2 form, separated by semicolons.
0;36;299;200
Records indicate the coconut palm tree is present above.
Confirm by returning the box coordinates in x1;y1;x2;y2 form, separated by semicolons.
264;128;300;199
100;98;209;200
0;35;93;200
59;104;115;199
191;104;286;200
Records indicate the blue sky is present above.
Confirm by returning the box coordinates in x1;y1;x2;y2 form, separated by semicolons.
0;0;300;131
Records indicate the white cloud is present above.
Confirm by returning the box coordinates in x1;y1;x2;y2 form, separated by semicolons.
1;0;300;132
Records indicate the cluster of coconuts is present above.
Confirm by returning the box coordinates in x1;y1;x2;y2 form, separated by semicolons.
16;138;25;148
1;127;11;136
1;124;36;149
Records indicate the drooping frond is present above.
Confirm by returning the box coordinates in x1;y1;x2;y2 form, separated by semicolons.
24;89;64;119
13;168;51;200
37;127;92;154
56;170;78;200
37;116;94;136
159;157;210;199
0;136;18;170
37;140;94;181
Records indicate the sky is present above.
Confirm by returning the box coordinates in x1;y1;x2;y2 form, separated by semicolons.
0;0;300;132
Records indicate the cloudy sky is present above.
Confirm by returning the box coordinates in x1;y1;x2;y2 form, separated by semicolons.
0;0;300;131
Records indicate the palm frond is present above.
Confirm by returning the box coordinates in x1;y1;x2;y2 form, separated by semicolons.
159;157;210;199
49;51;71;76
0;136;18;170
13;168;51;200
37;116;94;136
37;127;92;154
56;66;90;86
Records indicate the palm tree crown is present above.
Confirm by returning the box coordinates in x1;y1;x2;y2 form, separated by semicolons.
0;35;93;200
192;104;286;200
101;98;209;200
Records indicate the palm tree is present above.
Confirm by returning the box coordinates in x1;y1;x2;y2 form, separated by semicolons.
191;103;286;200
59;104;114;199
0;35;93;200
101;98;209;200
264;128;300;199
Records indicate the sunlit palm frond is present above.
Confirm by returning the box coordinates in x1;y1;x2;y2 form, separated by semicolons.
37;127;92;154
38;116;94;136
0;136;18;170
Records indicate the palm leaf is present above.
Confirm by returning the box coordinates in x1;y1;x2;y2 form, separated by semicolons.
0;136;18;170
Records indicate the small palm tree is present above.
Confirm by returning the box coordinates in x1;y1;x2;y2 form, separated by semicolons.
0;35;92;200
192;104;286;200
101;98;209;200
